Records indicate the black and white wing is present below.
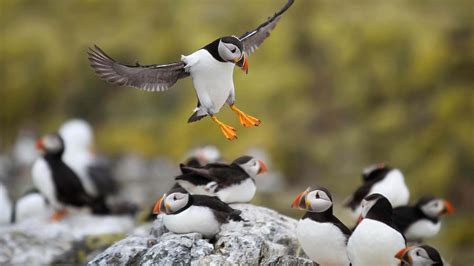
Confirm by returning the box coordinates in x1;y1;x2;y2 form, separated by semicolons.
239;0;294;56
88;45;190;92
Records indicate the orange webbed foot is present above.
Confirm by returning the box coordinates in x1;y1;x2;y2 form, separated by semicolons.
50;209;68;222
230;105;261;128
211;115;238;141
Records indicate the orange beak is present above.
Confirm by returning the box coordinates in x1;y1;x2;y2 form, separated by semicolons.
442;200;455;215
357;214;363;224
35;139;44;151
291;188;309;209
237;53;249;74
152;194;165;214
395;247;413;262
257;160;267;174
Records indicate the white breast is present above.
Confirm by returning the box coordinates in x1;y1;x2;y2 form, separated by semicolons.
32;158;59;208
15;193;50;222
404;219;441;241
184;49;235;114
347;219;405;266
162;206;221;238
216;178;256;203
297;218;349;266
0;184;12;224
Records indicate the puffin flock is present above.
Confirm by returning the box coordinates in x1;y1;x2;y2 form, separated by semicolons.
1;0;458;265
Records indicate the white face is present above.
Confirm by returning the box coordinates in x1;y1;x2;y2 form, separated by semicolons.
360;198;377;218
218;39;242;62
164;192;189;214
403;247;439;266
238;158;262;177
420;199;446;218
305;190;332;212
42;134;63;153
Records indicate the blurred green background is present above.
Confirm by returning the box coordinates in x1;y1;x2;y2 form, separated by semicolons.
1;0;473;264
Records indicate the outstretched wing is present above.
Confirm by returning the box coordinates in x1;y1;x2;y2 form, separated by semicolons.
239;0;294;56
87;45;190;92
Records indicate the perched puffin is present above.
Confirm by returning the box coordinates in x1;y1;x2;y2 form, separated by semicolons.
347;193;406;266
152;191;244;238
291;186;351;265
393;196;454;242
175;156;267;203
395;245;444;266
59;119;118;201
32;133;109;220
88;0;295;140
184;145;221;168
344;164;410;219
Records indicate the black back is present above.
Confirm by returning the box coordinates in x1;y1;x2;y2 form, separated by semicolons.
393;197;440;233
191;195;244;224
345;168;393;210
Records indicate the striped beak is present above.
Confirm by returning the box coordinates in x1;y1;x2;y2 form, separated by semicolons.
257;160;267;175
291;187;310;209
152;194;166;214
236;52;249;74
395;247;413;264
442;200;455;215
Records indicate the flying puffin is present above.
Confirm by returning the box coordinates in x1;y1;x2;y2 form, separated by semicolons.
347;193;406;266
395;245;444;266
291;186;351;265
32;133;109;220
175;155;267;203
184;145;221;168
152;191;244;238
87;0;295;140
393;196;454;242
59;119;119;202
344;163;410;219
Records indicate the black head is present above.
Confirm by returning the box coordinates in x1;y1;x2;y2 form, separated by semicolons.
203;36;245;63
153;191;192;215
232;155;267;177
361;193;393;220
291;186;334;213
36;133;65;157
416;196;454;218
362;163;392;182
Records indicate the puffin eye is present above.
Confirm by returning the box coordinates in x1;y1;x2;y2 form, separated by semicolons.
416;251;421;256
173;195;177;200
231;48;237;53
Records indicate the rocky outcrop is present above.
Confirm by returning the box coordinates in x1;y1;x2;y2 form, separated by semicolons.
0;213;135;265
89;204;310;265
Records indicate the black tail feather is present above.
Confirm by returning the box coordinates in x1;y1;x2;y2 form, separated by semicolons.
187;111;207;123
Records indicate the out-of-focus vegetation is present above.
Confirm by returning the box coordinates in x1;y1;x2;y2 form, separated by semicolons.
1;0;473;264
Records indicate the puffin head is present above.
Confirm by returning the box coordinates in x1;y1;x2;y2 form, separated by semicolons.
217;36;249;73
153;191;190;215
58;119;93;152
36;133;65;156
360;193;392;222
416;196;454;218
291;186;333;212
232;155;267;177
395;245;443;266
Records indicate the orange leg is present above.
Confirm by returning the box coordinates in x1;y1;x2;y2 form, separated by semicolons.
211;115;237;141
230;104;261;128
50;208;68;222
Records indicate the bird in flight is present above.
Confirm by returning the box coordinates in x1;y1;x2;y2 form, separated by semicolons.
88;0;294;140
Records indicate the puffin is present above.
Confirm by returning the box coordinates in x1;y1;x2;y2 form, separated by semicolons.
87;0;295;141
395;245;444;266
59;119;118;201
31;133;109;220
347;193;406;266
152;191;244;238
344;163;410;219
393;196;454;242
184;145;221;168
291;186;351;265
175;155;267;203
10;188;50;223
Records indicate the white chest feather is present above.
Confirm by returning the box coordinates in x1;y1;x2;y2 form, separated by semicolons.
347;219;405;266
183;50;235;113
15;193;50;222
32;158;59;208
216;178;256;203
405;219;441;241
369;169;410;208
297;218;349;266
162;206;221;238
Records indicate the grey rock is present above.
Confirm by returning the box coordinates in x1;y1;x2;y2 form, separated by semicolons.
262;255;317;266
90;204;306;265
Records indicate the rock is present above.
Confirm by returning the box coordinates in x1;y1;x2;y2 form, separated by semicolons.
89;204;308;265
262;255;318;266
0;213;135;265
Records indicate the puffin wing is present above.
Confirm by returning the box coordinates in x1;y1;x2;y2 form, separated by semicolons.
192;195;244;223
392;206;420;232
239;0;294;56
88;45;190;92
